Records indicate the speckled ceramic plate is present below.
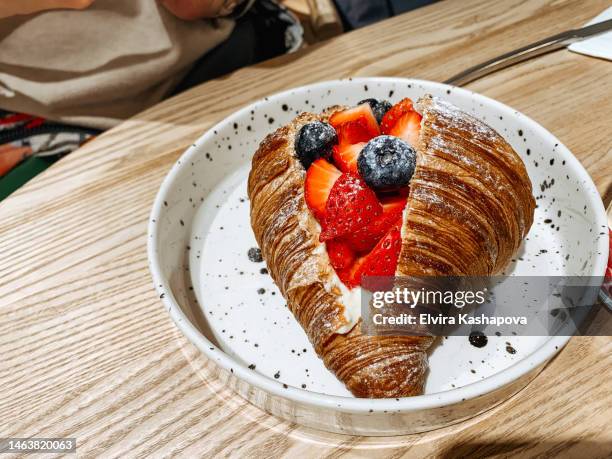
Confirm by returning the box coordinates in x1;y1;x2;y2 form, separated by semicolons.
148;78;609;435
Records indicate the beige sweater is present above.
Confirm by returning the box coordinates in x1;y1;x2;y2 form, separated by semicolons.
0;0;234;129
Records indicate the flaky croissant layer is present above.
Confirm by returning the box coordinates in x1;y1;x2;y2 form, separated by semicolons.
247;96;534;398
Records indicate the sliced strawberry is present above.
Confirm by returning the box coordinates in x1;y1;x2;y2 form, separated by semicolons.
326;239;357;285
332;142;366;174
380;98;414;134
334;120;376;145
381;194;408;213
330;104;380;144
304;159;341;221
320;173;382;241
388;110;422;147
350;219;403;287
345;195;407;253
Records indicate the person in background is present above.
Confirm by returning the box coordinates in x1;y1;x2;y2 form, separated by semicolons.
0;0;296;198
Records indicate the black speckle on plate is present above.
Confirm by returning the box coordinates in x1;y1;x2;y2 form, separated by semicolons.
469;331;488;348
248;247;263;262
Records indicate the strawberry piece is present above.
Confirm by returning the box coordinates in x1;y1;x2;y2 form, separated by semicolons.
332;142;366;174
304;159;341;221
327;239;356;271
330;104;380;144
326;239;357;285
335;120;375;145
320;173;382;241
345;195;407;253
388;110;422;147
350;219;403;287
381;194;409;213
380;98;414;134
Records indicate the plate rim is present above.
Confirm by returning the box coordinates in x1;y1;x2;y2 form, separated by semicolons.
147;77;609;413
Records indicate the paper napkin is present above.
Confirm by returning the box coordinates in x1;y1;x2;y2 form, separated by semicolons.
569;7;612;61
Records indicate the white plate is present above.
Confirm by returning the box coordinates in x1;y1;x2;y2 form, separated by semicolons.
148;78;609;435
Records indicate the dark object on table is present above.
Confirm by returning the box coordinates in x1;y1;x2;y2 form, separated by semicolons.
333;0;438;30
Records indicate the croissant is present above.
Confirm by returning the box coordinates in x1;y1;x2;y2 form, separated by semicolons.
247;95;535;398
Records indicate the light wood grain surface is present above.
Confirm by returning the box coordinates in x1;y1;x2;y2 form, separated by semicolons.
1;0;611;457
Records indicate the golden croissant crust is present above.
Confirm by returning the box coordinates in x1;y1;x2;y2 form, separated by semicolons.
247;96;535;398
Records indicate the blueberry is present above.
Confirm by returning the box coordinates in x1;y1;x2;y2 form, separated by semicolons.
295;121;337;168
358;98;393;124
357;135;416;190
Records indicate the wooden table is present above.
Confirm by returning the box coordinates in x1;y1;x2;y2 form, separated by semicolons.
1;0;611;457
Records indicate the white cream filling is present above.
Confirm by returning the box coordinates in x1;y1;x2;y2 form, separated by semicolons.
400;199;411;240
324;268;363;334
299;209;363;334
